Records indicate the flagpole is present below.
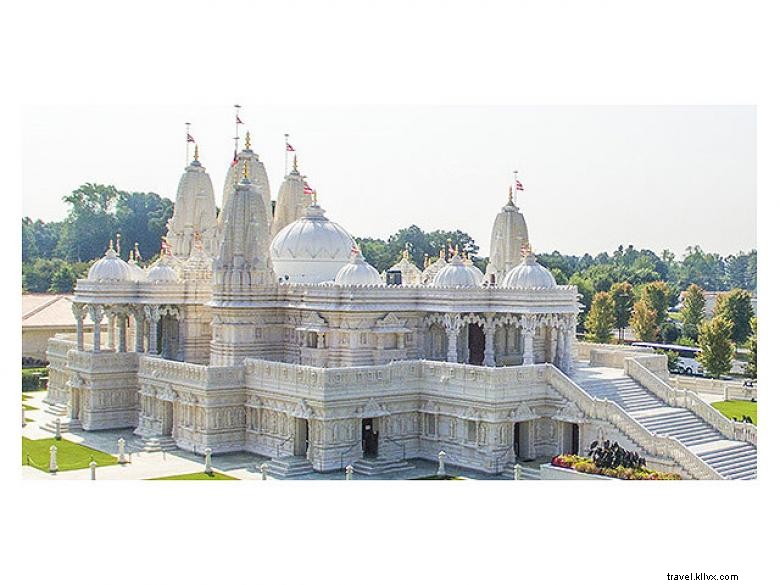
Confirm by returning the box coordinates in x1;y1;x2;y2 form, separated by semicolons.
234;104;241;161
185;122;191;165
513;169;519;201
284;133;289;175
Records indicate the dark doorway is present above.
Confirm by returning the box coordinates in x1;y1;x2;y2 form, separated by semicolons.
468;323;485;365
513;422;521;461
571;423;580;455
294;418;309;457
362;418;379;458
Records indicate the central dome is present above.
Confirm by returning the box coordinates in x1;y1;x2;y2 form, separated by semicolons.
270;204;356;284
502;251;556;289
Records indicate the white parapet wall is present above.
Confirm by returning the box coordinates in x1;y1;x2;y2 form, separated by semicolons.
669;376;757;402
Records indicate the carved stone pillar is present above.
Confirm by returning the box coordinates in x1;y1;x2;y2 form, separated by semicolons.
483;316;496;367
71;302;86;351
132;306;145;352
445;327;459;363
548;326;558;365
145;305;160;355
563;316;575;373
556;326;565;368
88;305;104;352
107;311;116;351
117;310;127;352
521;315;536;366
527;420;536;460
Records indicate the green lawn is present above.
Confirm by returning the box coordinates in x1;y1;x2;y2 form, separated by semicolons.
711;400;757;424
22;437;117;471
23;403;37;411
149;472;237;480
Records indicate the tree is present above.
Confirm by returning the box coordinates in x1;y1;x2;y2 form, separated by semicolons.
630;299;659;342
355;237;394;274
680;283;706;329
639;281;670;326
57;183;119;261
660;322;680;344
22;218;38;262
609;282;634;342
698;317;735;379
585;292;615;343
115;191;174;260
714;288;754;344
745;317;757;379
49;263;78;292
657;349;680;373
568;273;595;330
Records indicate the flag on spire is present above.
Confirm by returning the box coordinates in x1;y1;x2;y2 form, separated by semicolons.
187;133;196;143
515;179;524;191
286;142;295;152
236;114;243;125
303;181;314;195
231;149;239;167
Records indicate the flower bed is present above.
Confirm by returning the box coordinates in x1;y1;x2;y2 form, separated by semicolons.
551;454;681;480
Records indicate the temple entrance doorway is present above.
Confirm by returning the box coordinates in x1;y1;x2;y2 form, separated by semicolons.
467;323;485;365
513;421;532;461
294;418;309;457
560;422;580;455
161;401;174;436
362;418;378;458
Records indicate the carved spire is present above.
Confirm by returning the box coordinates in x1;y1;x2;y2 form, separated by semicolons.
194;144;199;161
292;154;298;172
245;131;251;150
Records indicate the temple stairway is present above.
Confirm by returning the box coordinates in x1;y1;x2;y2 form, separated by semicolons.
266;455;314;478
501;462;540;480
351;456;415;476
571;366;757;480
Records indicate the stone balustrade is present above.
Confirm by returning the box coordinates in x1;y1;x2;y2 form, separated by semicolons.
624;357;757;447
669;375;758;401
138;356;244;390
546;365;722;479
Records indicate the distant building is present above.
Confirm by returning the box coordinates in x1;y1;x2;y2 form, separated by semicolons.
22;294;100;363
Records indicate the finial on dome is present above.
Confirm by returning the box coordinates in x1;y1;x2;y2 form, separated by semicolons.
194;144;199;161
508;185;514;204
134;242;142;262
292;154;298;172
116;233;121;255
245;131;251;150
312;189;318;206
439;247;445;259
242;160;250;179
109;239;115;252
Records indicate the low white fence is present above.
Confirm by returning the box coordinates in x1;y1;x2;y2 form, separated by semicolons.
669;376;757;402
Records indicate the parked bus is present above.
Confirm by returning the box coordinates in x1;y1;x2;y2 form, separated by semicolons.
631;342;704;376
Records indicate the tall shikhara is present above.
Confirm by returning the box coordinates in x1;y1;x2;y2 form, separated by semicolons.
214;169;274;290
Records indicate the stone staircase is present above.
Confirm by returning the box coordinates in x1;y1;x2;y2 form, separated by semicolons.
44;403;69;417
133;436;178;453
573;368;757;480
266;455;315;478
41;417;80;434
501;462;541;480
350;456;415;476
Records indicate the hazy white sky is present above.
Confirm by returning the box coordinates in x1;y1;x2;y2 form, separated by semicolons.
22;105;755;258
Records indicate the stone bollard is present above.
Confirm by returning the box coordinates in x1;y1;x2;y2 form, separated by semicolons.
345;465;354;480
259;463;268;480
90;460;97;480
54;417;62;440
22;405;26;427
437;450;446;477
204;448;213;474
117;438;127;464
724;386;729;402
514;464;522;481
49;445;58;473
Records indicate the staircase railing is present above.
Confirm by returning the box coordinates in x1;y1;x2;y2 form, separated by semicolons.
493;443;514;475
276;434;295;458
383;435;406;461
339;441;362;469
625;358;757;447
547;365;723;480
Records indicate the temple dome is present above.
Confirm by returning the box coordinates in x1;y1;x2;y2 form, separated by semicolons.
502;252;556;289
463;255;485;285
146;253;180;283
432;254;482;288
270;203;356;284
127;254;147;282
87;244;133;283
335;249;382;286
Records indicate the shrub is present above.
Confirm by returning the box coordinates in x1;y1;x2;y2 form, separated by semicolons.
22;371;42;391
